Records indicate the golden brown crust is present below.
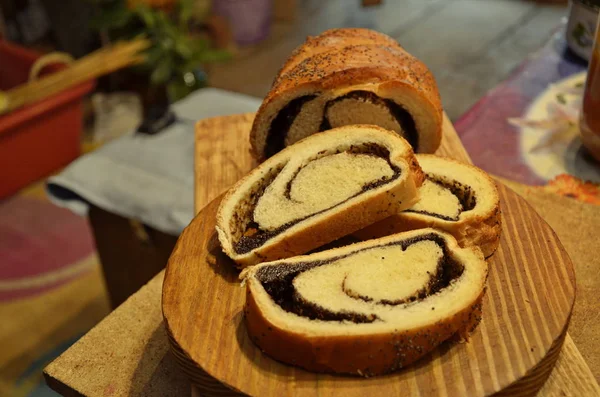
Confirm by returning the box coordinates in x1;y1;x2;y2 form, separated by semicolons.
277;28;402;81
250;28;443;160
408;149;426;188
272;45;440;103
245;286;485;376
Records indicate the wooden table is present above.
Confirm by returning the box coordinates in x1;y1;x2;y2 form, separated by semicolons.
44;114;600;396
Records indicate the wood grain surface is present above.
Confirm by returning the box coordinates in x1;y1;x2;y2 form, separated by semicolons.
163;113;576;396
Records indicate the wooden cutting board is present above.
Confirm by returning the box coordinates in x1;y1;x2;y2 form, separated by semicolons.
162;113;576;396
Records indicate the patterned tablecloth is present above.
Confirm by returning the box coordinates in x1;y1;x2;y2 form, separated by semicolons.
456;29;600;204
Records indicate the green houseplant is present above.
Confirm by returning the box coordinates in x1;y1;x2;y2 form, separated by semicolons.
92;0;230;102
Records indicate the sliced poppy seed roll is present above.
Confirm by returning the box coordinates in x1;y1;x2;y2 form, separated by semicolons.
242;228;487;376
250;28;443;161
216;125;424;267
356;155;501;257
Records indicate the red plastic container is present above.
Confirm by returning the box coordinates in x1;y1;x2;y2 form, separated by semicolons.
0;41;95;199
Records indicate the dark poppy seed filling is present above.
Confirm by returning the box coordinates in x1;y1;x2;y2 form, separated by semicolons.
264;91;419;158
228;164;285;253
265;95;318;158
255;233;464;323
233;144;401;255
405;174;477;221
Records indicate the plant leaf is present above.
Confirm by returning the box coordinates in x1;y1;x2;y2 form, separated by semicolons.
90;1;133;31
179;0;195;28
135;5;156;29
150;57;173;85
143;44;163;68
193;49;232;63
174;38;194;59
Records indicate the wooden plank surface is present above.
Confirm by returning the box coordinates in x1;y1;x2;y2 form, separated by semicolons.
44;272;191;397
158;114;580;395
165;187;572;396
497;176;600;381
43;114;599;397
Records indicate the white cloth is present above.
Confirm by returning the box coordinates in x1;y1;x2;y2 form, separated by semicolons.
47;88;261;235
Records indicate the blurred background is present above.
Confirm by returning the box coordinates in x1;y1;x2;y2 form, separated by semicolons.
4;0;599;396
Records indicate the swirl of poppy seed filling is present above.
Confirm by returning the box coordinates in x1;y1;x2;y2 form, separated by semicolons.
264;91;418;158
233;144;401;255
255;234;464;323
405;174;477;221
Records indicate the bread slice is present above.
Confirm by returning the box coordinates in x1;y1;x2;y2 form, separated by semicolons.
242;228;487;376
216;125;424;267
250;28;443;161
356;155;501;257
